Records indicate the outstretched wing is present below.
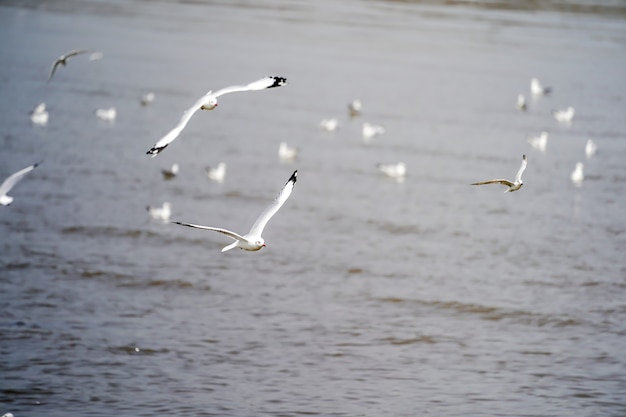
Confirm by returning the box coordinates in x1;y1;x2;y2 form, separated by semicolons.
515;154;527;183
48;60;63;81
471;179;514;187
0;162;40;197
172;221;246;242
212;76;287;98
248;170;297;237
64;49;89;59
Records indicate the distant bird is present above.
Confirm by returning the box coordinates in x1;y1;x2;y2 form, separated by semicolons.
471;154;527;193
528;131;548;151
140;92;155;106
348;99;362;117
585;139;597;159
320;118;339;132
377;162;406;180
146;76;287;157
147;202;171;221
95;107;116;122
362;122;385;140
206;162;226;183
30;102;49;126
161;163;179;180
1;162;40;206
530;77;552;96
571;162;584;187
173;170;297;252
278;142;299;161
516;94;527;111
48;49;89;81
553;106;575;123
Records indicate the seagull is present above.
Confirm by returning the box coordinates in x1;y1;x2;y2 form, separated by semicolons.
377;162;406;180
2;413;15;417
146;76;287;157
530;77;552;96
30;102;49;126
571;162;584;187
140;92;156;106
320;118;339;132
516;94;527;111
147;202;171;221
206;162;226;183
1;162;40;206
471;154;527;193
528;131;548;151
95;107;116;122
161;163;179;180
48;49;89;81
553;106;575;123
348;99;362;117
362;122;385;140
173;170;297;252
279;142;299;161
585;139;597;159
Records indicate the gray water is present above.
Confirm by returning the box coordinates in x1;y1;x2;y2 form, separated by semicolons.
1;1;626;416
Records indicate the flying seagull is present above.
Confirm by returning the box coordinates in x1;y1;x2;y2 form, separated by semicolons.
1;162;41;206
173;170;297;252
161;163;179;180
530;77;552;96
48;49;89;82
146;76;287;157
471;155;527;193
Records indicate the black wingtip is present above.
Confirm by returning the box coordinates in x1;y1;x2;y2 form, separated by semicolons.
146;145;167;157
267;76;287;88
288;170;297;184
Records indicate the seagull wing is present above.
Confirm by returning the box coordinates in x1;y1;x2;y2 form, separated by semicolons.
172;222;247;242
63;49;89;59
515;155;527;183
212;76;287;98
0;162;40;197
471;179;514;187
48;60;63;81
248;170;297;237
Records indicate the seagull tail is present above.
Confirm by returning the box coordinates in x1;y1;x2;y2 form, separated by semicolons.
221;241;238;252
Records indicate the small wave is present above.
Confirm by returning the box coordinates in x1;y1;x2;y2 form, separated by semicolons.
379;335;437;345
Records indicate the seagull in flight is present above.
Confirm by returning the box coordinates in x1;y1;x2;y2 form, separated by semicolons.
471;155;527;193
1;162;41;206
48;49;89;81
146;76;287;157
530;77;552;96
174;170;297;252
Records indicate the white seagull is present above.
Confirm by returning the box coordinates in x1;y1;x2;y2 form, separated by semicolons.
362;122;385;140
348;99;363;117
530;77;552;96
278;142;299;161
516;94;527;111
528;131;548;151
48;49;89;81
585;139;597;159
95;107;116;122
553;106;575;123
161;163;179;180
1;162;40;206
571;162;584;187
174;170;297;252
471;154;527;193
206;162;226;183
30;102;49;126
147;202;171;221
320;118;339;132
140;92;156;106
146;76;287;156
377;162;406;180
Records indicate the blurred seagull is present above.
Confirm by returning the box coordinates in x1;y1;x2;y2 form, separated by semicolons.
531;77;552;96
278;142;299;161
528;131;548;151
571;162;584;187
585;139;597;159
147;202;171;221
377;162;406;180
146;76;287;157
320;118;339;132
140;92;155;106
516;94;527;111
553;106;575;123
362;122;385;140
30;102;49;126
206;162;226;183
348;99;362;117
173;170;297;252
48;49;89;81
1;162;40;206
471;154;527;193
95;107;116;122
161;163;179;180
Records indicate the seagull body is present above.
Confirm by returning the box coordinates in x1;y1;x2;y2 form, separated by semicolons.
320;118;339;132
553;107;575;123
585;139;597;159
95;107;116;122
516;94;527;111
528;131;548;151
471;154;527;193
206;162;226;183
279;142;299;161
377;162;406;179
146;76;287;157
348;99;363;117
571;162;584;187
362;122;385;140
147;202;171;221
531;77;552;96
140;92;155;106
161;163;179;180
30;102;49;125
1;162;40;206
174;170;297;252
48;49;89;81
